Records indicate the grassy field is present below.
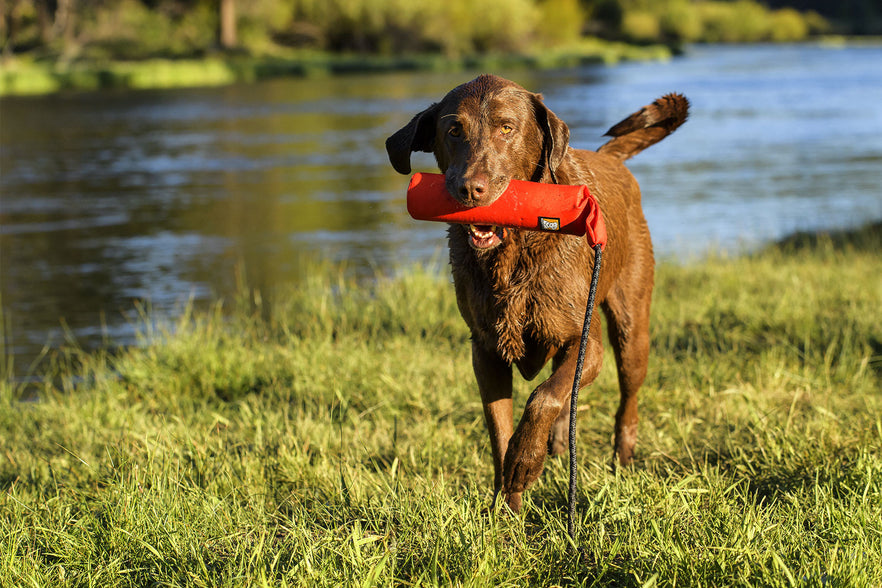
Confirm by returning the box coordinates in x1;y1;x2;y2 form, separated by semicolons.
2;223;880;586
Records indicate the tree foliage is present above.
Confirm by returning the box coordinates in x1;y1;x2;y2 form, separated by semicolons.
0;0;847;62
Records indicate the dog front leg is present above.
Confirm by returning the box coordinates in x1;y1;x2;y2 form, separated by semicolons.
502;319;603;510
472;340;514;505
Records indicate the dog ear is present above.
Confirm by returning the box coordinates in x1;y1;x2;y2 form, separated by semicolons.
385;103;440;175
531;94;570;182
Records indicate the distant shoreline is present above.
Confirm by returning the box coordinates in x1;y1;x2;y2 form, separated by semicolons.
2;40;675;97
4;37;879;98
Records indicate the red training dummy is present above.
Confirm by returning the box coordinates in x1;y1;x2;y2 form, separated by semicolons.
406;172;607;249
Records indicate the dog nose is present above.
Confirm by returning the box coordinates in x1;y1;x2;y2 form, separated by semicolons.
459;174;488;202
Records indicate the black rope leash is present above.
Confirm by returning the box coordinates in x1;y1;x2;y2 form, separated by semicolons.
567;242;603;545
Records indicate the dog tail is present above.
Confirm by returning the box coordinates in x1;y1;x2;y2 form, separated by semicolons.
597;93;689;161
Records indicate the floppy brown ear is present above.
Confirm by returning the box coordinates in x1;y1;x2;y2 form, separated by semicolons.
531;94;569;181
385;103;440;175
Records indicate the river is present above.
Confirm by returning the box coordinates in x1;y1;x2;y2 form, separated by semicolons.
1;43;881;376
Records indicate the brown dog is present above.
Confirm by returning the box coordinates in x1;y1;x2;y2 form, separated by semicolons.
386;75;688;511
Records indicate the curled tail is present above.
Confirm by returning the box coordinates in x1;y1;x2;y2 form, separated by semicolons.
597;93;689;161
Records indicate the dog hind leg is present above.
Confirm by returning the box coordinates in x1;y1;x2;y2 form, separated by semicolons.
603;256;654;466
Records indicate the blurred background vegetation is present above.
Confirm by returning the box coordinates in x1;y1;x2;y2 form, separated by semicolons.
1;0;876;64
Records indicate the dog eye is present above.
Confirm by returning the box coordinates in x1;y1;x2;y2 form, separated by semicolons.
501;124;514;135
448;126;462;137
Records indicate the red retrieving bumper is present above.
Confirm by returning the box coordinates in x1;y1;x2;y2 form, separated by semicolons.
405;172;607;249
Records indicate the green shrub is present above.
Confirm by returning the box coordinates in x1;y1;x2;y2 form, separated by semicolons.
689;0;818;43
413;0;538;55
615;0;819;44
804;10;830;35
536;0;587;47
769;8;810;42
729;0;772;42
694;1;754;42
269;0;539;55
658;0;704;43
73;0;218;59
1;0;830;65
84;0;177;59
622;10;661;42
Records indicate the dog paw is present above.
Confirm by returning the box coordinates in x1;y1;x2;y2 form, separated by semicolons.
614;423;638;466
484;491;523;514
504;492;522;513
503;431;547;494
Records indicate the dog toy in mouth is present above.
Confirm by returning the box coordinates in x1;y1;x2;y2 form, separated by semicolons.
406;172;607;250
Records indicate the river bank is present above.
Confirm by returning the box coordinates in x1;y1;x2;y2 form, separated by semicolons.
5;36;878;97
0;39;672;96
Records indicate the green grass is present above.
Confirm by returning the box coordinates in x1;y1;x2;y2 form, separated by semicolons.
2;224;881;586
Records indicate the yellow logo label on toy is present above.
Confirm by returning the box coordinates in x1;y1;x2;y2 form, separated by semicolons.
539;217;560;231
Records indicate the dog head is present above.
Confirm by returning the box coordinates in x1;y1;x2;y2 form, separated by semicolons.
386;75;570;209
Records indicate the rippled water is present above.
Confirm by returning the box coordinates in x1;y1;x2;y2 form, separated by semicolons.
2;44;881;374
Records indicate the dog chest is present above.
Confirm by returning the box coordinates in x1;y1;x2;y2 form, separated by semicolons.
452;232;591;363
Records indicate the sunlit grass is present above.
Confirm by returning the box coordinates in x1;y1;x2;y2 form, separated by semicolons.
2;224;880;585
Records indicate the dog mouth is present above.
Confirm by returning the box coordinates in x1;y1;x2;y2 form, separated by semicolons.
467;224;505;250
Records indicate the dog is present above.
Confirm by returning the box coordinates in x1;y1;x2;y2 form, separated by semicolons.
386;74;688;511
